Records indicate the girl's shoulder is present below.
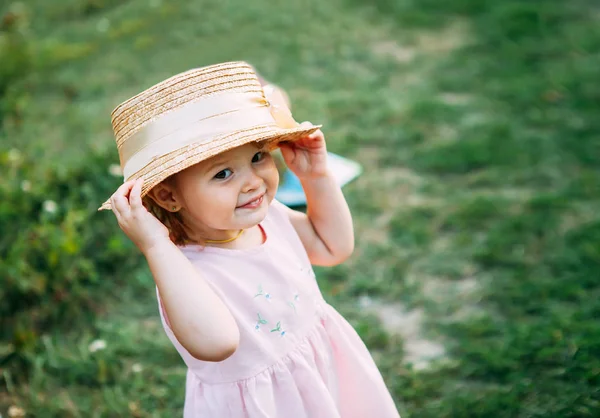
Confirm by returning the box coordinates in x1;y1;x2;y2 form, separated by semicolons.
264;198;294;230
262;199;307;250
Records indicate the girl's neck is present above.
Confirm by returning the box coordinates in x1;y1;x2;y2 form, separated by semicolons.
204;224;265;250
183;219;247;246
204;229;245;245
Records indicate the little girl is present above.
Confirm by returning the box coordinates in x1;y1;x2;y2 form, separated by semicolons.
101;61;399;417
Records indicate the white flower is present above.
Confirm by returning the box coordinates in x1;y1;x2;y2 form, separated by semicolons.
96;18;110;33
42;200;57;214
131;363;143;373
358;294;373;309
88;339;107;353
20;180;31;192
7;149;21;163
8;405;25;417
108;164;123;177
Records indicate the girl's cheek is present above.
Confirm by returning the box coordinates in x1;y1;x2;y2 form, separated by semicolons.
270;165;280;191
211;185;238;208
260;158;279;183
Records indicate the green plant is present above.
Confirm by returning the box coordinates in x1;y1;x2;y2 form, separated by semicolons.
0;148;142;378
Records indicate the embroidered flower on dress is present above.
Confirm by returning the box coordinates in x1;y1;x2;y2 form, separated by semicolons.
287;301;296;313
254;285;272;302
254;285;264;298
254;313;268;331
299;265;316;278
270;321;286;337
287;293;300;313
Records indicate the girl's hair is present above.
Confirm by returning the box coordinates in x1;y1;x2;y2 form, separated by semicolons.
143;196;190;246
142;175;197;246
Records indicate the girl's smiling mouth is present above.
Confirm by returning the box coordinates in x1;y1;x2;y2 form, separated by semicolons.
237;193;265;209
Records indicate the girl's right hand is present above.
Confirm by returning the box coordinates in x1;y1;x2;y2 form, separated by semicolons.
110;178;171;254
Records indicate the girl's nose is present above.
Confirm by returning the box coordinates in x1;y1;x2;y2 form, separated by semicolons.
242;170;263;193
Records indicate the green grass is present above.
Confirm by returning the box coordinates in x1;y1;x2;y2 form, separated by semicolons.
2;0;600;416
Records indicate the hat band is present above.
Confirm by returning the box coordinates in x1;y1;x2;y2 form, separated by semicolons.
120;91;276;180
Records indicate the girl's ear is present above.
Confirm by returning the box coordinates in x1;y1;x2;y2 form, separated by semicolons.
147;182;181;212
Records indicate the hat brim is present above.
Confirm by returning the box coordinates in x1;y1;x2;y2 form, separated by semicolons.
98;123;321;211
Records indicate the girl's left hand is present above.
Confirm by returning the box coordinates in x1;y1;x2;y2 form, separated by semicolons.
279;122;328;180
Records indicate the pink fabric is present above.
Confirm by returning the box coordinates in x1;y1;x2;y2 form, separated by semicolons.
157;200;400;417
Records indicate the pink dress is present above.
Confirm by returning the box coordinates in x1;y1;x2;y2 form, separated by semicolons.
157;200;400;418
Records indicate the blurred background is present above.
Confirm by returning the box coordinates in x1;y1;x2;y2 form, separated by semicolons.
1;0;599;416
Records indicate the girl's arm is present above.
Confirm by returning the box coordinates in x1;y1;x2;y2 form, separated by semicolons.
254;75;354;264
279;128;355;266
145;240;240;361
285;173;354;266
110;179;240;362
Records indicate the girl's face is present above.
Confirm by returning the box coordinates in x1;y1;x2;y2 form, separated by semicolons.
170;143;279;239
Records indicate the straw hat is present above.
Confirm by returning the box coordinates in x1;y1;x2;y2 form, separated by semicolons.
98;61;321;211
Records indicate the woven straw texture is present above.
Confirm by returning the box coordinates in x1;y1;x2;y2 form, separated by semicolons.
99;61;319;211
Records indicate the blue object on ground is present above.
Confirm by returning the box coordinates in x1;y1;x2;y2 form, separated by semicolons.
275;152;363;207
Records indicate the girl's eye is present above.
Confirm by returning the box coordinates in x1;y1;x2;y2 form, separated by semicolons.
252;151;265;163
214;169;232;179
